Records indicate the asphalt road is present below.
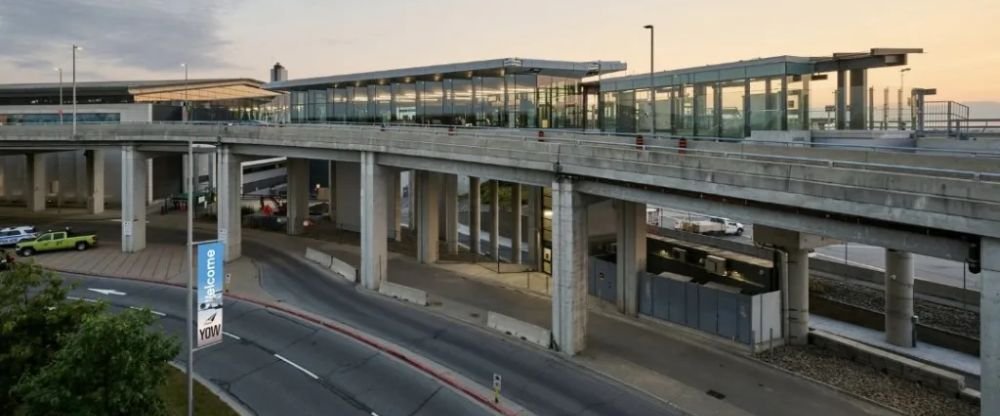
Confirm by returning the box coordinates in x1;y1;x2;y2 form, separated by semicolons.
62;273;492;416
15;217;682;416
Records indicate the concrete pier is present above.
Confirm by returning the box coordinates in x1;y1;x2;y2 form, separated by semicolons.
121;146;147;253
26;153;46;212
469;177;481;254
286;158;309;235
885;249;915;347
85;150;104;214
551;177;588;355
217;147;243;261
416;171;441;264
359;152;388;290
616;200;646;317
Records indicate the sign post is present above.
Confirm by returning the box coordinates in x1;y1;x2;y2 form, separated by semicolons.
492;373;502;404
196;241;225;348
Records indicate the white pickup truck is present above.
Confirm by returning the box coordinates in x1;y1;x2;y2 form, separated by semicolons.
675;217;744;236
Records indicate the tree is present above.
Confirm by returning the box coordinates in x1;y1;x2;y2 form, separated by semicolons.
0;263;103;413
14;309;181;416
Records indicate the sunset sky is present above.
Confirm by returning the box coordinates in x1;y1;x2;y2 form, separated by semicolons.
1;0;998;110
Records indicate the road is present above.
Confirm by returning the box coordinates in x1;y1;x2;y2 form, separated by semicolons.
62;273;493;416
11;216;682;416
650;207;978;290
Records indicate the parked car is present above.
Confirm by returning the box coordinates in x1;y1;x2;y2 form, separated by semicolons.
0;226;38;246
16;230;98;256
675;217;744;236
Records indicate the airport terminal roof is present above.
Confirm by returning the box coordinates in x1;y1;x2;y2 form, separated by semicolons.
266;58;628;90
0;78;280;102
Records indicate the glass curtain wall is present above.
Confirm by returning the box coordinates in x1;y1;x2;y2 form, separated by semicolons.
749;77;783;131
475;76;505;127
393;83;416;123
786;75;808;130
694;83;717;136
720;81;745;137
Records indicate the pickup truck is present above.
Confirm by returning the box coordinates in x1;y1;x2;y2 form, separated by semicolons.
16;230;98;256
676;217;744;236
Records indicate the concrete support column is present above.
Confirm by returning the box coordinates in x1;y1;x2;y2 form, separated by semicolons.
26;154;46;212
489;180;500;260
409;170;418;232
836;70;848;130
982;237;1000;416
616;200;647;316
335;162;361;232
389;170;402;242
416;171;441;264
787;248;809;345
849;68;868;130
121;146;147;253
85;150;104;214
526;185;540;269
146;158;154;204
360;152;388;290
327;161;336;222
469;177;481;254
181;154;191;194
217;147;243;261
512;183;523;264
443;174;459;255
885;249;915;347
286;158;309;235
551;177;588;355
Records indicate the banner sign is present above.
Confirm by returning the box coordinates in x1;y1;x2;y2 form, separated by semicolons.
196;241;225;348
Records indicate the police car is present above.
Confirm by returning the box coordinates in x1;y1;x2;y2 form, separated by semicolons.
0;226;38;247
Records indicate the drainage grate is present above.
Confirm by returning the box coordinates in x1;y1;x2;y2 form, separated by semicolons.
706;390;726;400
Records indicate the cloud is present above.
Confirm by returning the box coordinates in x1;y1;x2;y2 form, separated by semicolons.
0;0;232;73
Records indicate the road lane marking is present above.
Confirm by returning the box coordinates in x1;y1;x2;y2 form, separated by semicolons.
128;306;167;317
223;331;241;341
274;354;319;380
88;288;127;296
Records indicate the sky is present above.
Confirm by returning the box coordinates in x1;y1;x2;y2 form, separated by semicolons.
1;0;998;110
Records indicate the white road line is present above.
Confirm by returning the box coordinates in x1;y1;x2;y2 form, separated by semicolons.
273;354;319;380
223;331;241;341
81;298;98;303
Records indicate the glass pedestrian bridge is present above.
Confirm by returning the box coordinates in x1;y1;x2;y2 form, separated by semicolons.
265;48;923;139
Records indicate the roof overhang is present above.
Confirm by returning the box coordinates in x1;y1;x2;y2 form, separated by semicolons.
266;58;627;91
813;48;923;72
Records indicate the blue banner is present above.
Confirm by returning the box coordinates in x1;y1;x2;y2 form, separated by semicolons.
196;241;225;348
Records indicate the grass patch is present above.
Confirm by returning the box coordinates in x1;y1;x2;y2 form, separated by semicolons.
160;365;239;416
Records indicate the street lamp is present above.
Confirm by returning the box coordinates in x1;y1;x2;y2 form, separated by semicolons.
72;45;82;135
181;63;189;122
643;24;655;136
54;67;63;125
898;67;911;130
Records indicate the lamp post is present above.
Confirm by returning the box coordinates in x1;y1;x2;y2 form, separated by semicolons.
72;45;82;135
181;63;189;122
898;67;910;130
643;25;655;136
54;67;63;125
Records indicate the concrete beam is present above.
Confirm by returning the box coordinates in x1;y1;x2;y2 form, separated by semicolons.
286;158;309;235
360;152;389;290
378;154;553;188
227;144;360;163
575;180;969;261
121;146;147;253
551;177;588;355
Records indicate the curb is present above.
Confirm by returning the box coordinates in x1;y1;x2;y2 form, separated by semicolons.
54;268;519;416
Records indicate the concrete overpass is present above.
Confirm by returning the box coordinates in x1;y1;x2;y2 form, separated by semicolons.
1;123;998;413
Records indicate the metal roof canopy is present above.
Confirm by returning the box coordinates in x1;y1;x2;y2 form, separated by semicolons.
600;48;923;92
266;58;628;91
0;78;273;101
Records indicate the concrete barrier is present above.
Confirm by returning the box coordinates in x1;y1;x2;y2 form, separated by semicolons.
378;281;428;306
329;256;358;283
304;247;332;268
486;311;551;349
810;330;967;395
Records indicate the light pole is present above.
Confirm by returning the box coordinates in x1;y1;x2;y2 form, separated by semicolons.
72;45;82;135
185;140;194;416
643;24;655;136
54;67;63;125
898;67;910;130
181;63;189;122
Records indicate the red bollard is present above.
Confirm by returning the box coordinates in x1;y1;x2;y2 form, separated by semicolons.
538;130;545;142
635;135;645;150
678;137;688;155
